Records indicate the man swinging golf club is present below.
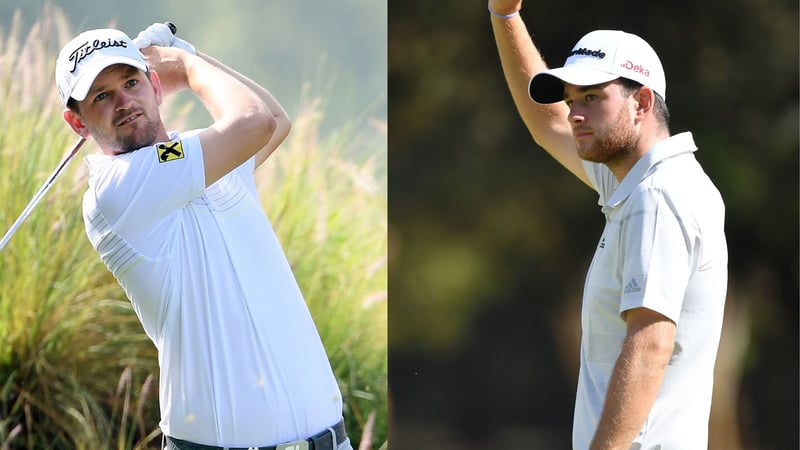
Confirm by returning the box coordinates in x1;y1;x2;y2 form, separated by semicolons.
56;23;352;450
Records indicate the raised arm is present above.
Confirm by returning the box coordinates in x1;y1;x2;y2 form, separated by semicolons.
134;22;289;179
143;46;274;186
488;0;591;186
195;51;291;168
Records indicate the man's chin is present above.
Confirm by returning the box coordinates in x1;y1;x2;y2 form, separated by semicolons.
576;146;600;163
115;134;157;154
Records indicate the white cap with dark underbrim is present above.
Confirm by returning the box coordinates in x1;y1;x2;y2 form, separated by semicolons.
529;30;666;104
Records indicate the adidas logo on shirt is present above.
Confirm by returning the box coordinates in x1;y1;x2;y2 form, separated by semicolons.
624;278;642;294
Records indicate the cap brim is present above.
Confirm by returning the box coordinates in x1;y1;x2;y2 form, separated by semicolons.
529;67;620;104
69;56;148;102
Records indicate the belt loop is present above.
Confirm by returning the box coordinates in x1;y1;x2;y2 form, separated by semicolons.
327;426;337;450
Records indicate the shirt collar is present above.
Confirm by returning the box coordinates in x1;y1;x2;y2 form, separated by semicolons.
606;132;697;208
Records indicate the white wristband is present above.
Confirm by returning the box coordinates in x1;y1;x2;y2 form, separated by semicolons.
488;5;520;19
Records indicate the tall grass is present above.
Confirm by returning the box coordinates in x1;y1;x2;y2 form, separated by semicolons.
0;7;387;449
256;90;387;449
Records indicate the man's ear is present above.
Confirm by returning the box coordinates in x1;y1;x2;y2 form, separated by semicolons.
633;86;655;118
63;109;90;138
148;70;164;106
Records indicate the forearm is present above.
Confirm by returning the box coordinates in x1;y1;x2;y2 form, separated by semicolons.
489;3;546;122
183;55;268;123
175;50;274;184
591;329;673;449
196;51;290;166
136;25;277;181
488;3;588;185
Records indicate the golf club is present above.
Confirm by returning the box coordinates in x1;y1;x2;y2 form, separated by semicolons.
0;22;178;252
0;137;87;251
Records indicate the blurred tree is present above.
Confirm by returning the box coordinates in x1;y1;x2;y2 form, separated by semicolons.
389;0;798;449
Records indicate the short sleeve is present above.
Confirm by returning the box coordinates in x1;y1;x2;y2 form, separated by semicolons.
618;187;692;323
89;133;206;250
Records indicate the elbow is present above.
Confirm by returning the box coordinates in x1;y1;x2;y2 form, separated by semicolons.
235;108;275;155
264;111;277;138
654;339;675;365
531;132;548;150
255;109;277;147
644;333;675;370
270;104;291;140
276;115;291;142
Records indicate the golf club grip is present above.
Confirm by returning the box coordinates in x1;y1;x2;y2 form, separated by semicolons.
166;22;177;34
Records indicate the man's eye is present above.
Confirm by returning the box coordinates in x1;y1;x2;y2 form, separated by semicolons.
585;94;597;102
94;92;108;102
126;79;138;88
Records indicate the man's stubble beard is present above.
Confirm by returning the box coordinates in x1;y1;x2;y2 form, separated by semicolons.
89;110;162;155
115;118;161;154
577;105;639;167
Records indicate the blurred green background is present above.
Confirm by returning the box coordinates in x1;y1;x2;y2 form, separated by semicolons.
0;0;387;138
388;0;798;449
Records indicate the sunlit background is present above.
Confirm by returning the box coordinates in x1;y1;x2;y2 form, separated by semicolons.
0;0;386;138
0;1;386;448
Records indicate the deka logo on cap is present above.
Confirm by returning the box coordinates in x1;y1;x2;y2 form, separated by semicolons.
620;60;650;77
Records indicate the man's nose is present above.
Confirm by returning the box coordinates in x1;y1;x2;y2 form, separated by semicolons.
568;107;585;124
115;90;133;109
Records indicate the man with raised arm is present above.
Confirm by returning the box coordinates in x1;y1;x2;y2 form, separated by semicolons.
489;2;728;449
56;23;352;450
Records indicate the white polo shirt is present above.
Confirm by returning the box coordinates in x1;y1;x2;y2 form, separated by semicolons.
573;132;727;449
82;131;343;447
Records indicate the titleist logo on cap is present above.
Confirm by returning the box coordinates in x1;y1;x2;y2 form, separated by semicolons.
68;38;129;73
569;47;606;59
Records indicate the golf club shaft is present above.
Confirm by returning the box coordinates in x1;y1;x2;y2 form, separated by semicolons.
0;137;87;251
0;22;177;252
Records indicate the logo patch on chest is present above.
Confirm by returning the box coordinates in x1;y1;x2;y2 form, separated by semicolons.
156;141;185;163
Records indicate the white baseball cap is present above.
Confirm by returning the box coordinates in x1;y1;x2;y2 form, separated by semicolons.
55;28;148;105
529;30;666;104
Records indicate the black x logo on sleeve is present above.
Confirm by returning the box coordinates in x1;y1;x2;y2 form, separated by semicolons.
157;141;185;163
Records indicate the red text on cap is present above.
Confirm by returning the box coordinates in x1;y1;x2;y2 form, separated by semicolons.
620;60;650;77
